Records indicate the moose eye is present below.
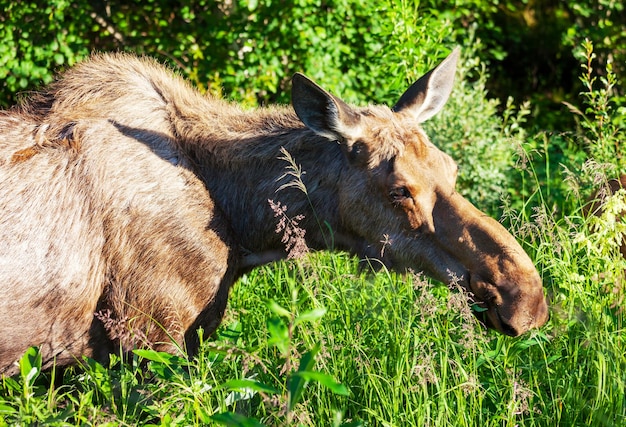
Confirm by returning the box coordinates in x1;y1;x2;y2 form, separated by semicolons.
348;140;367;164
389;186;411;202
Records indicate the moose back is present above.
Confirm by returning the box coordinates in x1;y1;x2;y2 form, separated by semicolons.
0;50;548;375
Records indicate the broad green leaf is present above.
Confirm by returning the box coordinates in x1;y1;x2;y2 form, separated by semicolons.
133;349;187;366
294;307;327;326
19;346;41;386
211;411;265;427
220;379;279;395
267;300;291;318
267;317;289;354
0;403;15;414
292;371;350;396
288;343;320;410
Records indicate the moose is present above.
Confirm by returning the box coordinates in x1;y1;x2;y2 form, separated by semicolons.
0;48;548;376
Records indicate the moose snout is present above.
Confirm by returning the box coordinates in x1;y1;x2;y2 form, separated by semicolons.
469;271;549;336
477;297;548;337
430;191;549;336
497;292;549;337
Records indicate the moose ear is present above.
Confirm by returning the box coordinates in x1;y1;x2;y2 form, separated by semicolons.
291;73;360;141
392;47;460;123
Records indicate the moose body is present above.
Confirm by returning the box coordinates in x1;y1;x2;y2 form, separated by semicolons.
0;50;548;375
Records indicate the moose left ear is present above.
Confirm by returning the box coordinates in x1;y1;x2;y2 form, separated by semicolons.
392;47;460;123
291;73;361;141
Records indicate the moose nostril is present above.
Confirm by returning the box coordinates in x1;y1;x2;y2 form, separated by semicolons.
500;321;519;337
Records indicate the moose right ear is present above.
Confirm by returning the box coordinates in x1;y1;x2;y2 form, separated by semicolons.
392;47;460;123
291;73;360;141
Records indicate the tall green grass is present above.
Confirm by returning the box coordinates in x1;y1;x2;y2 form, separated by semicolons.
2;246;623;426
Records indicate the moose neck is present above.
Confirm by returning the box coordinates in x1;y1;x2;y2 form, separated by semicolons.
174;102;350;259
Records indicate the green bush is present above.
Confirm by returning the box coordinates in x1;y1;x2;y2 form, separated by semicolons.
423;0;626;130
3;0;625;132
0;0;451;108
0;1;91;105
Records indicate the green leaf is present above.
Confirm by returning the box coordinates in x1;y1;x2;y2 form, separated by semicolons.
53;53;64;65
0;403;16;414
292;371;350;396
211;411;265;426
220;379;279;395
267;300;291;318
294;307;327;326
133;349;187;366
245;0;258;12
288;343;320;409
267;317;289;354
19;346;41;386
1;376;20;392
470;303;488;313
218;320;243;342
297;343;319;372
133;349;188;379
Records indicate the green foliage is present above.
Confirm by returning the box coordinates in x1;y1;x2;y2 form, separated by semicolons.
570;39;626;167
2;0;625;132
0;1;92;106
0;0;450;108
423;0;626;129
511;39;626;220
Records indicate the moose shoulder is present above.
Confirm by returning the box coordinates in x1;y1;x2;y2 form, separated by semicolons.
0;49;548;375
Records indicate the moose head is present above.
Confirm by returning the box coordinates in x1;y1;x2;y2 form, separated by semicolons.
289;49;549;336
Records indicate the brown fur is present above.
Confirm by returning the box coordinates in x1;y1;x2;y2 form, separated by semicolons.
0;51;548;376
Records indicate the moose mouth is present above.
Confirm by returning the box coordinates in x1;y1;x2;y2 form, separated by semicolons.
465;272;523;337
474;305;519;337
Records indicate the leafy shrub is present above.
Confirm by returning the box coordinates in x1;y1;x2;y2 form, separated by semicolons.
0;1;91;106
0;0;451;108
423;0;626;130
